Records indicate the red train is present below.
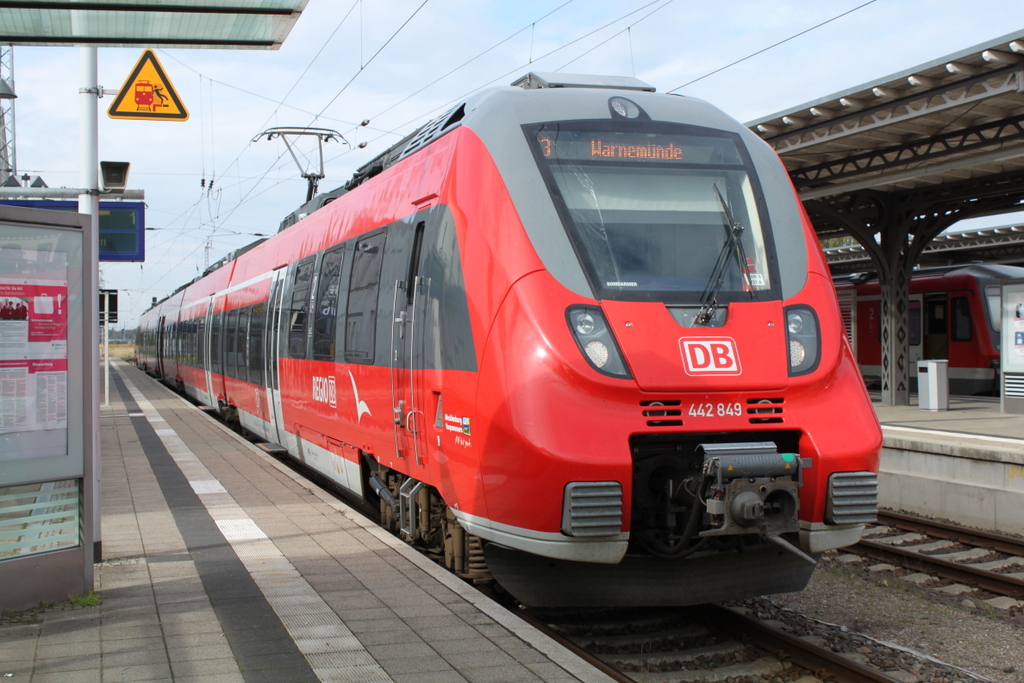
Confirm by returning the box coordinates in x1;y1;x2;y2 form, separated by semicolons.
834;263;1024;395
138;73;881;606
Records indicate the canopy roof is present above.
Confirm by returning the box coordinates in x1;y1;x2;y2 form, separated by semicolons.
749;29;1024;203
0;1;308;49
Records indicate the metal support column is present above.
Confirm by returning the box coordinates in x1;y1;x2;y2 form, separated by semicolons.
79;46;101;561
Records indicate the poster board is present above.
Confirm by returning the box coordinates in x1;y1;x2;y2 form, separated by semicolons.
0;211;84;488
1000;279;1024;414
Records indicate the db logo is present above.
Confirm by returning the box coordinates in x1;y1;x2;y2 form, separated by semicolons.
679;338;742;375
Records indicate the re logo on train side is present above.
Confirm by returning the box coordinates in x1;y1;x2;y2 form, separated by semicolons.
679;338;741;375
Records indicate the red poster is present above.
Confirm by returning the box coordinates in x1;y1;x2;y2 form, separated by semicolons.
0;249;69;439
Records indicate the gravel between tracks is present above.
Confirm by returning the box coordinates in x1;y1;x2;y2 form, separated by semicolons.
765;552;1024;683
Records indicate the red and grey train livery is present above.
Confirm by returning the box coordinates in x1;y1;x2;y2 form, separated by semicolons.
835;263;1024;395
138;73;881;606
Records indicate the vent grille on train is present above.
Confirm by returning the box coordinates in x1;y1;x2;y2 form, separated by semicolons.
826;471;878;525
640;400;682;427
747;398;784;423
1004;374;1024;398
836;290;856;353
561;482;623;537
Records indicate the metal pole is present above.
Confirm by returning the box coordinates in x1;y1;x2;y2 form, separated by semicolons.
103;291;110;407
79;46;101;563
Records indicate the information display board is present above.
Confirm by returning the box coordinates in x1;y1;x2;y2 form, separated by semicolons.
0;200;144;262
1000;279;1024;414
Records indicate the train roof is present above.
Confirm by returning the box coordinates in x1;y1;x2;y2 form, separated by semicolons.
836;262;1024;286
277;72;752;232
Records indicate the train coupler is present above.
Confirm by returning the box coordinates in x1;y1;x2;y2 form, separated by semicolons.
698;442;802;538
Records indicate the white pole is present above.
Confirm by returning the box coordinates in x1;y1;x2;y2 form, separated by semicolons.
80;46;101;562
103;291;110;407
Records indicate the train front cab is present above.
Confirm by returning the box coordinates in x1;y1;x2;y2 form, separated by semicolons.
445;85;883;605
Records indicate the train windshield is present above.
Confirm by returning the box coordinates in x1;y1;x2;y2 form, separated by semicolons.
526;121;777;303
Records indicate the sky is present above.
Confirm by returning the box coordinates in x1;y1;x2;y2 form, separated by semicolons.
7;0;1024;328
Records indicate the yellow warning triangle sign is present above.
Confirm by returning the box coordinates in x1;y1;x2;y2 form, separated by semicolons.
108;50;189;121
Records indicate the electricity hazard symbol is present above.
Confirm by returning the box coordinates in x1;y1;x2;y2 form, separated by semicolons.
108;50;189;121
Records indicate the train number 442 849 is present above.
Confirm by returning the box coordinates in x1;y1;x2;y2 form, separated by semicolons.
688;402;743;418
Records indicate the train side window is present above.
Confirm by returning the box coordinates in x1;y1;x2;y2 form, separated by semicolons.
249;302;265;386
225;308;239;378
345;233;386;364
210;312;222;375
986;285;1001;332
908;301;921;346
288;257;316;359
313;246;345;361
881;301;923;346
197;317;206;365
237;307;250;382
951;296;972;342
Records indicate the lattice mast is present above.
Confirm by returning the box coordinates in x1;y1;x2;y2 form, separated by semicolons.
0;45;16;185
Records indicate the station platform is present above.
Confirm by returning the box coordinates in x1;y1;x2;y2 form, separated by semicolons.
1;362;614;683
872;392;1024;441
871;393;1024;536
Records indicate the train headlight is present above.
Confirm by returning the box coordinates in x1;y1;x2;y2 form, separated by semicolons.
785;305;820;376
567;306;632;379
789;339;806;366
575;312;596;335
787;312;805;334
585;340;610;367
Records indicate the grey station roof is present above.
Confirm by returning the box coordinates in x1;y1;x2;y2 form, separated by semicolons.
825;222;1024;270
748;29;1024;202
0;1;308;49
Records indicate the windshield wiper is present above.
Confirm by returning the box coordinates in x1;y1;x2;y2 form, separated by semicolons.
692;185;755;326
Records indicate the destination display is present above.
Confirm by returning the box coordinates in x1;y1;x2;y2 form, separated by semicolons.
533;129;742;166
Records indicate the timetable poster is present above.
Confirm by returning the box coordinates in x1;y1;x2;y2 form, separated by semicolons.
0;247;69;460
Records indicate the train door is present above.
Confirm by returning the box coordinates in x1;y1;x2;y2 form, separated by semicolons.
907;296;923;368
156;315;166;378
389;220;429;465
265;268;288;447
203;298;216;404
923;294;949;360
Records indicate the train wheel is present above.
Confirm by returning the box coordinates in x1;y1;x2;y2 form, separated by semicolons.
442;508;492;584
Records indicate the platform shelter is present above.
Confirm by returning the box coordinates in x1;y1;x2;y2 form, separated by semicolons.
749;29;1024;406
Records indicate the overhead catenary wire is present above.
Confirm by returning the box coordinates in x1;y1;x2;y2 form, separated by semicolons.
133;0;881;314
666;0;878;93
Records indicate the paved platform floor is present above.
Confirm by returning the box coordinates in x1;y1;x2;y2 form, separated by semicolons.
872;392;1024;441
0;362;614;683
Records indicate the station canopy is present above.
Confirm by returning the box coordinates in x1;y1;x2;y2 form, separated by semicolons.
748;28;1024;248
0;1;308;49
748;29;1024;406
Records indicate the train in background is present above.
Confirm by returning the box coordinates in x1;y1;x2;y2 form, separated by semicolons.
138;72;881;607
834;263;1024;395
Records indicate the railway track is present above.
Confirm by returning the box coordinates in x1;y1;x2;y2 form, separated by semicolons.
187;383;993;682
518;603;946;683
850;511;1024;601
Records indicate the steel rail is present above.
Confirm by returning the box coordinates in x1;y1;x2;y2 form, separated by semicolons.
518;603;909;683
877;510;1024;556
703;605;907;683
505;605;636;683
853;539;1024;599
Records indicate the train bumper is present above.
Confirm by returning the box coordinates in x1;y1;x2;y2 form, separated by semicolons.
453;510;629;564
800;521;865;553
483;541;818;607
